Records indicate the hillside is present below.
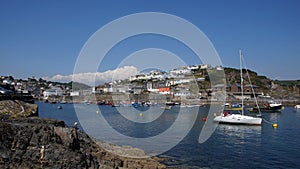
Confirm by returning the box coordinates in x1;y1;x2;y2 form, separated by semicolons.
224;67;300;99
224;67;271;90
271;80;300;99
67;81;91;91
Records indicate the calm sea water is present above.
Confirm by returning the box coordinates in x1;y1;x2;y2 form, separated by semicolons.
37;101;300;169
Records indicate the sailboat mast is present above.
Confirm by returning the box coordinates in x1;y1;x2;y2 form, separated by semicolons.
240;50;244;115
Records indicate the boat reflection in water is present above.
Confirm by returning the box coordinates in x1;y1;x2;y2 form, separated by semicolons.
217;124;261;140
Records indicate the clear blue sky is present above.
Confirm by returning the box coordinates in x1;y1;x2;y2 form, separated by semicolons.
1;0;300;80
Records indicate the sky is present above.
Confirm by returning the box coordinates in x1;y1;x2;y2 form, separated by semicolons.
0;0;300;85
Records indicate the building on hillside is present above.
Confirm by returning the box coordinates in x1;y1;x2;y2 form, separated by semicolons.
226;83;240;93
169;78;192;85
146;82;159;93
129;74;147;81
200;64;211;69
43;86;63;97
131;86;145;94
169;67;191;75
70;91;80;97
174;87;191;96
111;84;130;93
158;87;171;94
187;65;199;70
216;65;224;70
213;84;226;91
227;83;262;99
3;79;12;85
95;83;113;93
95;85;105;94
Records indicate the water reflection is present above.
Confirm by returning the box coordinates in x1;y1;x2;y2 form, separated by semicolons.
218;125;261;136
216;124;262;146
37;102;300;168
74;104;198;156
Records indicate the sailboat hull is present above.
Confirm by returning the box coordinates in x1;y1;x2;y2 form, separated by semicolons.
214;114;262;125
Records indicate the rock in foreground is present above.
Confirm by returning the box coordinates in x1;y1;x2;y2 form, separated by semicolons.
0;100;38;118
0;117;166;169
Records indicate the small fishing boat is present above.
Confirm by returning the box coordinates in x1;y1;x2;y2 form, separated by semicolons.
165;102;176;106
132;102;139;108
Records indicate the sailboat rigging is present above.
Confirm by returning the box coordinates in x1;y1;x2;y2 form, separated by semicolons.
214;50;262;125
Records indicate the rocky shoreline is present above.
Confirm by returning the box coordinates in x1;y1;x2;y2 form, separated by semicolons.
0;117;166;169
0;100;38;119
0;99;166;169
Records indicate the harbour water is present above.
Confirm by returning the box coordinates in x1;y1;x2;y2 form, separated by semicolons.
37;102;300;169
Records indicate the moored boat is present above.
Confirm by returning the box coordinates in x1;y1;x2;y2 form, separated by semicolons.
224;102;243;111
251;100;283;112
165;102;180;106
294;105;300;109
214;50;262;125
214;112;262;125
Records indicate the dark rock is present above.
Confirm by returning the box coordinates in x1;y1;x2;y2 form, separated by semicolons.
0;117;166;169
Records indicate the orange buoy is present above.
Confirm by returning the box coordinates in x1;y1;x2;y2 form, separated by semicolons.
202;118;206;122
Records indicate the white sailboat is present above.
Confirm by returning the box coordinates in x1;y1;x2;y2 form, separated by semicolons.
214;50;262;125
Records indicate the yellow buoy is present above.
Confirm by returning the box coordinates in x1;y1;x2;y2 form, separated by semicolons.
272;123;278;128
139;113;143;117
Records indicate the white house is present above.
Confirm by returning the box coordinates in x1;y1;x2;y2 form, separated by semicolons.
169;78;193;85
146;82;159;93
200;64;211;69
3;79;12;85
169;67;191;75
43;87;63;97
70;91;80;96
187;65;199;70
216;65;224;70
